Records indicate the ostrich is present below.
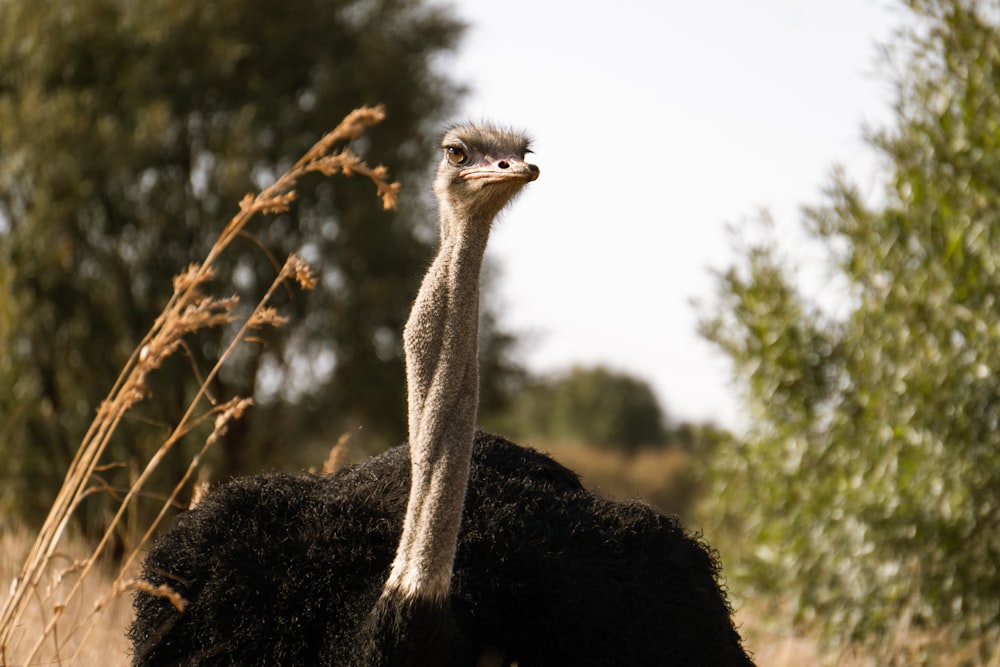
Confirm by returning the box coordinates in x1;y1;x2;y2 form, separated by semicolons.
130;124;755;666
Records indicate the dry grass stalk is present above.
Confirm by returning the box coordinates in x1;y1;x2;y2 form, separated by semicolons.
317;432;354;475
0;106;399;665
130;581;186;614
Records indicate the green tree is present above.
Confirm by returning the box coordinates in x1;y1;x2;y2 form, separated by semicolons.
496;365;667;454
701;0;1000;659
0;0;523;528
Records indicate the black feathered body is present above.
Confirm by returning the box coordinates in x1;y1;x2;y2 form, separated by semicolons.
130;432;754;666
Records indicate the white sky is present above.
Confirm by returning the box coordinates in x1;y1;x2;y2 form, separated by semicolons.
445;0;901;428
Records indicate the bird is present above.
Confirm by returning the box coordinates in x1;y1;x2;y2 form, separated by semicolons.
129;123;755;666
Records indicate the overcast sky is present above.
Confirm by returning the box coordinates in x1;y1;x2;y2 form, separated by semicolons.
444;0;901;428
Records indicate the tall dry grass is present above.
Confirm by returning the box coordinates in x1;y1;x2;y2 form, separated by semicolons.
0;106;399;666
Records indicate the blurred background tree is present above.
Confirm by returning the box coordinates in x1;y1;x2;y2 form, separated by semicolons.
484;363;723;523
490;364;668;455
0;0;536;531
701;0;1000;660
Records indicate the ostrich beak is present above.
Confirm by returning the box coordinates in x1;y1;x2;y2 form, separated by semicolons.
460;158;539;183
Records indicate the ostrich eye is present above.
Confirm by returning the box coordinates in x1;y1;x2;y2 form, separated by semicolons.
445;146;468;165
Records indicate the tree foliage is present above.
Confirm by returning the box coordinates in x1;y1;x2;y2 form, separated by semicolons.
0;0;525;527
701;0;1000;658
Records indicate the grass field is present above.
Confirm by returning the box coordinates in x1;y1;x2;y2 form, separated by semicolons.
2;526;133;665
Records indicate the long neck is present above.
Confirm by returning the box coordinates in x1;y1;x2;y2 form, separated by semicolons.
384;201;492;600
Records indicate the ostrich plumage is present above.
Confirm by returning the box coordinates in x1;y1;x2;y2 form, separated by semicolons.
129;123;755;666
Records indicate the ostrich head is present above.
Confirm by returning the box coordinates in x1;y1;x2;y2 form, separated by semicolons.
433;124;539;228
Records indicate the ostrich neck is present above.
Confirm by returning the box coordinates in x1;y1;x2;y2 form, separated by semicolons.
385;202;492;600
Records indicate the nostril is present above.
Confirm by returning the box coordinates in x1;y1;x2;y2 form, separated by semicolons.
497;160;509;169
528;164;539;174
